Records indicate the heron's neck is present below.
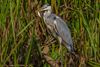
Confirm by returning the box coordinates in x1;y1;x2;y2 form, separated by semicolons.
43;10;51;17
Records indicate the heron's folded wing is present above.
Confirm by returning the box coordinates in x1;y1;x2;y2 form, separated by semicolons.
55;16;73;46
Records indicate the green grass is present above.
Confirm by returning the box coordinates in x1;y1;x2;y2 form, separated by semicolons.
0;0;100;67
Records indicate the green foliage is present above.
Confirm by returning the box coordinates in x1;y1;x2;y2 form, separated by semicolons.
0;0;100;67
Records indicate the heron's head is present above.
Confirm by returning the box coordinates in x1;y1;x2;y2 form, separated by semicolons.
38;4;52;17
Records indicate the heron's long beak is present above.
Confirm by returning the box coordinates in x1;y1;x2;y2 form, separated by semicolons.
38;11;41;17
38;8;44;17
38;9;42;17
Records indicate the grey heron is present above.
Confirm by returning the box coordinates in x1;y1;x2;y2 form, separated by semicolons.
38;4;74;53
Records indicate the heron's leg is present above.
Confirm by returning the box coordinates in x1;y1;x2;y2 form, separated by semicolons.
58;36;62;53
58;36;63;67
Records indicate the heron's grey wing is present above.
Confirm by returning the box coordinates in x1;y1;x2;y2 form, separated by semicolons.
55;16;74;51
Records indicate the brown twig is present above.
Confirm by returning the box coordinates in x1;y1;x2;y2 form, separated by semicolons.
42;45;59;67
